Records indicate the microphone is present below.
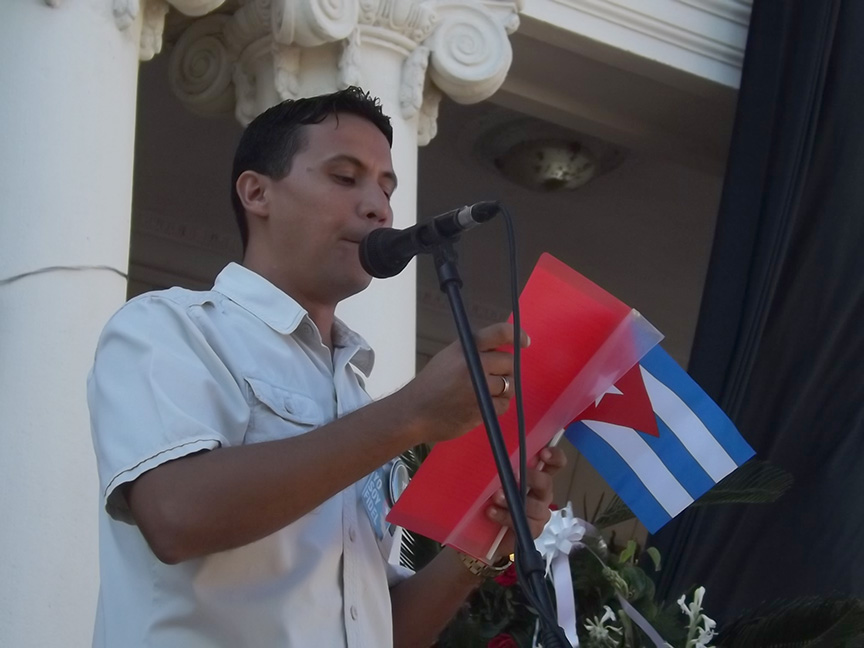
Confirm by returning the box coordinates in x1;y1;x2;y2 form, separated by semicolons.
359;201;501;278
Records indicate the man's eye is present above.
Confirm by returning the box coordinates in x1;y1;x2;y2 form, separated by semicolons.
333;175;355;185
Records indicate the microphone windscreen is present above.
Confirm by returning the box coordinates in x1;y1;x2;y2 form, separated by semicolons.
359;229;412;279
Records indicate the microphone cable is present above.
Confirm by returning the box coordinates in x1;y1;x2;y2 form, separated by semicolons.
500;205;571;648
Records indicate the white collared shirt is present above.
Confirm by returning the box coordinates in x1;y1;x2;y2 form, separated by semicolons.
88;263;409;648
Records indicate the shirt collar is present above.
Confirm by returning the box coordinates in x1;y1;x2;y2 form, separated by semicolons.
213;263;375;376
332;318;375;377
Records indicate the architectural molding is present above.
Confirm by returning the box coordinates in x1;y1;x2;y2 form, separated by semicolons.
158;0;521;141
674;0;750;26
518;0;749;88
133;209;238;256
548;0;744;67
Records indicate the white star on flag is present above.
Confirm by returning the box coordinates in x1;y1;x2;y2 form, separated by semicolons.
595;384;623;407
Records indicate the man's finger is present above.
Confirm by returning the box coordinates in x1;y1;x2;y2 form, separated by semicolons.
486;374;512;398
524;469;554;501
474;323;530;351
536;446;567;475
486;500;551;532
479;351;515;377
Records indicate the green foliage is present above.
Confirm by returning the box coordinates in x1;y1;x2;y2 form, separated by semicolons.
645;547;662;572
595;460;794;527
696;459;793;506
594;495;636;529
435;573;538;647
619;540;637;565
718;597;864;648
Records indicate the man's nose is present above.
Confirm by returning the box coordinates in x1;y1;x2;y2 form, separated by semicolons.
360;187;392;226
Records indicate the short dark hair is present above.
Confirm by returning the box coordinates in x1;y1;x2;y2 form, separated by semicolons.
230;86;393;251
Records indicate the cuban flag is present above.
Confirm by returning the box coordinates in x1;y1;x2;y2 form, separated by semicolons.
564;346;755;534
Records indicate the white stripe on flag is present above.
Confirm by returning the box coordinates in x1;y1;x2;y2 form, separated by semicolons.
640;367;738;481
583;420;694;517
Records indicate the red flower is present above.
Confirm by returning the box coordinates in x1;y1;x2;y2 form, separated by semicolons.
488;633;519;648
493;563;518;587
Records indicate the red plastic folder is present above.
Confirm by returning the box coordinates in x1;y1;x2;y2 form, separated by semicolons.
387;253;663;561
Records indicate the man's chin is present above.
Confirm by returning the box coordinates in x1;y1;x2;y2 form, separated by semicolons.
334;274;374;302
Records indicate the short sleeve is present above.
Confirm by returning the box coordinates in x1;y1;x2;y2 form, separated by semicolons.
87;295;250;522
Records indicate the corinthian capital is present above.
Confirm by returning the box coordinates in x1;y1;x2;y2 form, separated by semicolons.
112;0;228;59
163;0;522;143
271;0;359;46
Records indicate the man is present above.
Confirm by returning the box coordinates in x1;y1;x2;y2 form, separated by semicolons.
88;87;565;647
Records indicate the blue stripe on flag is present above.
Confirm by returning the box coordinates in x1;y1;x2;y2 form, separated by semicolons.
565;421;671;534
640;347;754;465
641;416;716;499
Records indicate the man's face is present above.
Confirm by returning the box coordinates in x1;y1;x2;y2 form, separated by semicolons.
256;112;396;307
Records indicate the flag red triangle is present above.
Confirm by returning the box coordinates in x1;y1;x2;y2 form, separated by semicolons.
573;363;659;437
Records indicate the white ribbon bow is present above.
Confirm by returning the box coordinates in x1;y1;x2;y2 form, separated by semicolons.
532;504;669;648
533;503;591;647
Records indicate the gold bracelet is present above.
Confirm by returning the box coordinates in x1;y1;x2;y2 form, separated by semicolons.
457;552;513;579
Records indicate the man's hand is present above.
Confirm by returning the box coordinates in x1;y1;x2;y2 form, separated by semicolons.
389;445;567;647
484;445;568;559
395;322;529;445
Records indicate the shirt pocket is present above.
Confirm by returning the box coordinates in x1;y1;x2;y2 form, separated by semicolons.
243;377;324;443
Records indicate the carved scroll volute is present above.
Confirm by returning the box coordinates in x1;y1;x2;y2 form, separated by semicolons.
426;3;513;105
271;0;359;47
168;14;236;116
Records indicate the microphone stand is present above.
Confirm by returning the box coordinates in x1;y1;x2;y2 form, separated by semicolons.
432;240;566;647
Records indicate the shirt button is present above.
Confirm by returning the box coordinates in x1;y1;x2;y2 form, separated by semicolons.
350;605;358;620
348;527;356;542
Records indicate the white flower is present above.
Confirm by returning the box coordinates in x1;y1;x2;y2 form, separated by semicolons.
678;586;716;648
599;606;617;625
583;606;622;647
693;613;717;647
678;586;706;623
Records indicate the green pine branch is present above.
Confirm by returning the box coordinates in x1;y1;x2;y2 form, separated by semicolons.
594;460;794;528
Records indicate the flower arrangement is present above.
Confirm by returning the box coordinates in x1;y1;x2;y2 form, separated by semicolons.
433;511;713;648
400;445;863;646
394;455;828;648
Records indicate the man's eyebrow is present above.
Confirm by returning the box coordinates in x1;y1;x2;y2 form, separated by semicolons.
327;154;398;189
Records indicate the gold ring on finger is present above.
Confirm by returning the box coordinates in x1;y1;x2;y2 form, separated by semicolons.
498;375;510;397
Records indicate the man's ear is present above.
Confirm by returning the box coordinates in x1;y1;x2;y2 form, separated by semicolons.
235;171;270;220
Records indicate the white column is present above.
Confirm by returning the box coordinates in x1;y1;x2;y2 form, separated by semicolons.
167;0;522;396
336;31;423;396
0;1;142;645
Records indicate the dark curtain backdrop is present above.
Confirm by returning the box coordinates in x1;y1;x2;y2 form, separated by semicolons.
651;0;864;620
